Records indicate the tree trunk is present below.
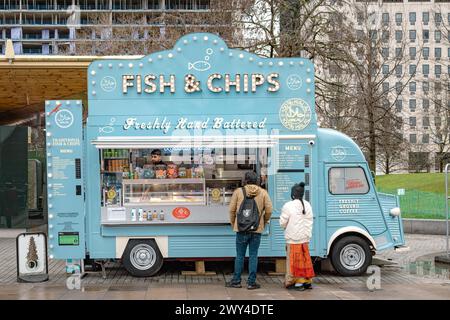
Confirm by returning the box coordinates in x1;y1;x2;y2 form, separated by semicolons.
368;109;376;173
385;155;390;175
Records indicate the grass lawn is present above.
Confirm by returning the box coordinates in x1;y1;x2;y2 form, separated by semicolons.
375;173;447;219
375;173;445;194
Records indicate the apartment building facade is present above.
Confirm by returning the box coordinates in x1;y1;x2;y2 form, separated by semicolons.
0;0;235;55
373;0;450;172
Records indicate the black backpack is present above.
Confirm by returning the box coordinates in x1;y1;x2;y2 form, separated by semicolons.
237;187;260;232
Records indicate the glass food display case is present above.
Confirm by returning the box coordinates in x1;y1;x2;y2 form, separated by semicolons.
99;147;266;225
122;178;206;206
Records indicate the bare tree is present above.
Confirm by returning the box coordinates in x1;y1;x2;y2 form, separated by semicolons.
428;79;450;172
318;1;422;173
59;2;242;55
424;5;450;172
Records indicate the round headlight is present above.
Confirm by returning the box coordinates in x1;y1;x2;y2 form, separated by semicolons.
390;207;401;217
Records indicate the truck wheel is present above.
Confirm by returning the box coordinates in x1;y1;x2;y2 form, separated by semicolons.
122;239;163;277
330;236;372;276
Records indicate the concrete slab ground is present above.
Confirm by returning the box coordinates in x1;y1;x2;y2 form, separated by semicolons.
0;234;449;300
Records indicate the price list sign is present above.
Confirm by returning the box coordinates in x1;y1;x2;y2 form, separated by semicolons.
45;100;85;260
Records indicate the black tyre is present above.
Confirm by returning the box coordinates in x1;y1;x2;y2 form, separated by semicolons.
330;236;372;276
122;239;163;277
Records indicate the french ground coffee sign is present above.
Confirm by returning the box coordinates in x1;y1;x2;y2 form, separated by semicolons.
16;233;49;282
87;32;317;136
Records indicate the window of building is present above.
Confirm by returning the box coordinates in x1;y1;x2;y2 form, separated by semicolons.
435;117;442;128
395;99;403;112
409;47;416;59
409;81;416;92
382;64;389;75
409;12;416;24
409;134;417;144
328;167;369;195
435;65;442;77
395;47;402;58
435;47;442;59
423;12;429;25
409;64;416;75
435;12;442;26
423;30;429;42
395;30;403;42
382;47;389;59
382;82;390;93
382;30;390;42
395;13;402;25
423;99;430;111
396;81;402;94
423;117;430;128
357;11;364;25
423;81;430;92
448;48;450;58
410;117;416;127
382;12;389;25
435;30;441;42
423;47;429;59
422;64;429;76
435;82;442;93
409;99;416;111
395;65;402;77
422;134;429;144
409;30;416;42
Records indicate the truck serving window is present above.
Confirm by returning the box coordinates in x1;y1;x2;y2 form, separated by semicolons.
329;167;369;195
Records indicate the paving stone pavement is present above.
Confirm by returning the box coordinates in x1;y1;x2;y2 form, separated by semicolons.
0;234;449;299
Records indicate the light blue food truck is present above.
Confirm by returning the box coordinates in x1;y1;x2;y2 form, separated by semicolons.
45;33;404;277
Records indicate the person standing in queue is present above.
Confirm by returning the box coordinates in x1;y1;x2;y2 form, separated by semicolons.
226;171;273;290
280;182;315;290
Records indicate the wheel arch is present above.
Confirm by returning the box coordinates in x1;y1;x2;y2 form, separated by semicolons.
116;236;168;259
327;227;376;256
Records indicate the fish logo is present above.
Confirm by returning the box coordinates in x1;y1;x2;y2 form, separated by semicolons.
188;61;211;72
99;117;116;134
99;127;114;134
187;48;214;72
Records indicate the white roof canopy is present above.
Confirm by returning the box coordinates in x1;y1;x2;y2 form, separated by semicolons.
91;135;316;149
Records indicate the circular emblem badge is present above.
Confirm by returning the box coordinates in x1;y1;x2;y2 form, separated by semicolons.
211;188;221;202
279;98;312;131
55;109;74;129
286;74;302;90
107;188;117;200
100;76;117;92
172;207;191;220
331;146;347;161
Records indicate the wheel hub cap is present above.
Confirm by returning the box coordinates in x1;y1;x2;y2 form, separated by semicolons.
130;244;157;271
340;244;365;271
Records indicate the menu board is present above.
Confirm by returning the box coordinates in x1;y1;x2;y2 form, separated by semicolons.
45;100;85;259
271;140;310;211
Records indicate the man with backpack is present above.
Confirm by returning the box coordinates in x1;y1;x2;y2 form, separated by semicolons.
226;172;273;290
